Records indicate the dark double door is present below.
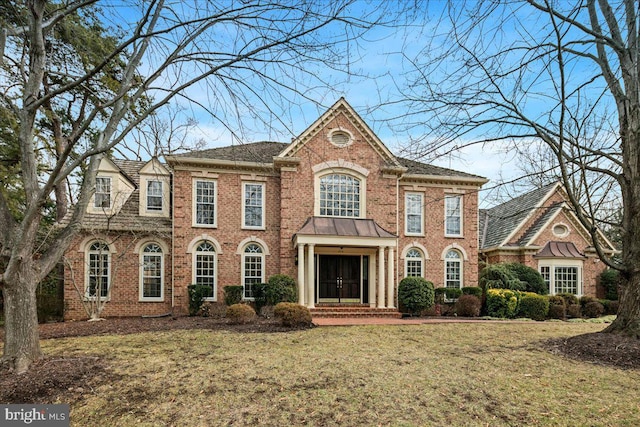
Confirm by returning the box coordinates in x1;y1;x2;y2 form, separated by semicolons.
318;255;362;302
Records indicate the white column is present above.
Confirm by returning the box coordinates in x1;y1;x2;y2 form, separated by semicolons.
377;246;385;308
297;244;305;306
307;244;315;308
369;255;377;307
387;246;395;308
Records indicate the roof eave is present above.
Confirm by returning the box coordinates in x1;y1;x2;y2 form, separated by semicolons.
401;173;488;185
165;155;273;170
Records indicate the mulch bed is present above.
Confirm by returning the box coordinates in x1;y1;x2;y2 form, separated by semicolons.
1;317;639;404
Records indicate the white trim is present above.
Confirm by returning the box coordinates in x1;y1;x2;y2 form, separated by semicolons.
312;159;370;177
241;242;265;301
186;235;223;254
403;246;425;278
191;239;218;302
294;234;396;248
235;236;270;255
84;240;113;300
444;194;463;237
314;168;367;218
444;248;463;289
401;242;429;259
138;242;165;302
241;182;266;230
192;178;218;228
327;128;354;148
538;259;584;296
440;243;469;261
404;192;424;236
552;222;571;238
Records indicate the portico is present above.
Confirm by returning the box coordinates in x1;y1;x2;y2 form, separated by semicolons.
294;217;397;309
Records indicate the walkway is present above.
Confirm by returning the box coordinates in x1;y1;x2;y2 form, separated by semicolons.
312;317;533;326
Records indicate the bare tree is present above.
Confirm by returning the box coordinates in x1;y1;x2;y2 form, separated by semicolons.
394;1;638;336
0;0;398;372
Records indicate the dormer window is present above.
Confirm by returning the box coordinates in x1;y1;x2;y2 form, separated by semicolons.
146;180;163;211
95;177;111;208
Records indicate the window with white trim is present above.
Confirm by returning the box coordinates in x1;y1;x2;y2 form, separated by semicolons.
141;243;163;300
445;249;462;288
539;261;582;295
445;195;462;236
242;243;264;299
405;193;423;235
243;183;264;229
95;177;111;208
195;241;216;300
194;180;216;226
87;241;110;298
405;248;424;278
319;174;361;217
146;180;163;211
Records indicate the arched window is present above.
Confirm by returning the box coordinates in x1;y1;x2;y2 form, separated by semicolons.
445;249;462;289
405;248;424;278
140;243;163;301
319;174;361;217
195;241;216;300
87;241;110;298
242;243;264;299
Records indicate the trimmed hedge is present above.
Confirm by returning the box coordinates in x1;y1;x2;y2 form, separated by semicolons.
486;288;520;318
599;269;619;301
455;295;481;317
557;293;579;307
398;277;435;314
274;302;312;327
566;304;582;319
583;301;605;318
479;263;524;291
253;274;297;312
461;287;483;298
226;303;256;324
223;285;243;306
505;263;547;295
518;292;549;321
187;284;212;316
548;303;566;320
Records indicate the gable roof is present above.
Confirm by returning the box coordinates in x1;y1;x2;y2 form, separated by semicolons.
480;182;560;249
169;141;286;164
277;98;402;168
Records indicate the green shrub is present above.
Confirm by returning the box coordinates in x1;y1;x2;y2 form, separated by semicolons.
455;294;481;317
398;277;435;314
566;304;582;319
187;284;212;316
504;263;547;294
479;264;524;291
583;301;605;318
547;303;566;319
579;296;598;308
557;293;579;307
254;275;297;312
223;286;244;306
461;287;483;298
434;288;447;304
273;302;312;327
518;292;549;321
548;295;565;306
226;303;256;324
486;288;520;318
599;269;619;300
601;299;619;315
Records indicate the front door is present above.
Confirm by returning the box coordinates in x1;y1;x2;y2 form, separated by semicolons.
318;255;361;302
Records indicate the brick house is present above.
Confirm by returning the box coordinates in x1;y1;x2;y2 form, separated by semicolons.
63;98;489;319
479;182;617;297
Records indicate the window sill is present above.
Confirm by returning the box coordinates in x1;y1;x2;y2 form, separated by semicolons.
139;298;165;302
192;223;218;229
242;226;266;231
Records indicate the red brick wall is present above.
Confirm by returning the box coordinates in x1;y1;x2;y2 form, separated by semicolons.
63;233;172;320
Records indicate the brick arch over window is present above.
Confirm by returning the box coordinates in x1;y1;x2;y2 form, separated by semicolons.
235;236;271;255
439;244;469;261
186;235;223;254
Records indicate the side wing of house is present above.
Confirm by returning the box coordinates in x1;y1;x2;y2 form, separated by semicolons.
480;183;616;297
63;158;173;320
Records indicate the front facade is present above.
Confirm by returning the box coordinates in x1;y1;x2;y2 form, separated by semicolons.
63;99;487;319
479;183;617;297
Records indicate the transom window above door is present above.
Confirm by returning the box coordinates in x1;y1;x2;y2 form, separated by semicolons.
319;174;362;218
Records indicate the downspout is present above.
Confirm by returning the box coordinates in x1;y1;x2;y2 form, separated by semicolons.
171;172;175;312
395;174;400;305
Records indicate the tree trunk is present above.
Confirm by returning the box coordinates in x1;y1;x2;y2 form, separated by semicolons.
604;273;640;337
2;275;42;374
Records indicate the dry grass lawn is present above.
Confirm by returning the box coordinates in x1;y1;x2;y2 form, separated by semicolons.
42;322;639;426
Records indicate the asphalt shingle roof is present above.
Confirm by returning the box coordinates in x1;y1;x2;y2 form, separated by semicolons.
480;182;558;249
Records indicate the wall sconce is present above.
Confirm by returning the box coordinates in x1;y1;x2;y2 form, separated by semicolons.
294;254;298;265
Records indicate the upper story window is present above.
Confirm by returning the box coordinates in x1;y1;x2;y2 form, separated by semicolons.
95;177;111;208
319;174;361;218
194;179;217;226
243;183;264;229
405;193;423;235
445;195;462;237
146;180;163;211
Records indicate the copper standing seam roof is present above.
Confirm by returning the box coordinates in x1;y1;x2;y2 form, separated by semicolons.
295;217;397;238
534;241;586;259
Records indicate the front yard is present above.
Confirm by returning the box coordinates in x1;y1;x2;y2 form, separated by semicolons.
2;321;640;426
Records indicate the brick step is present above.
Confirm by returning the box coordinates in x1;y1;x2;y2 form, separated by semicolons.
310;306;401;318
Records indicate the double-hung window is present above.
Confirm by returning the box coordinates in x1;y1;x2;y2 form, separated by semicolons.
405;193;423;235
405;248;424;278
141;243;163;300
95;177;111;208
195;180;216;226
146;180;163;212
242;244;264;299
195;241;216;300
445;195;462;237
87;241;110;298
243;183;264;229
445;249;462;289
